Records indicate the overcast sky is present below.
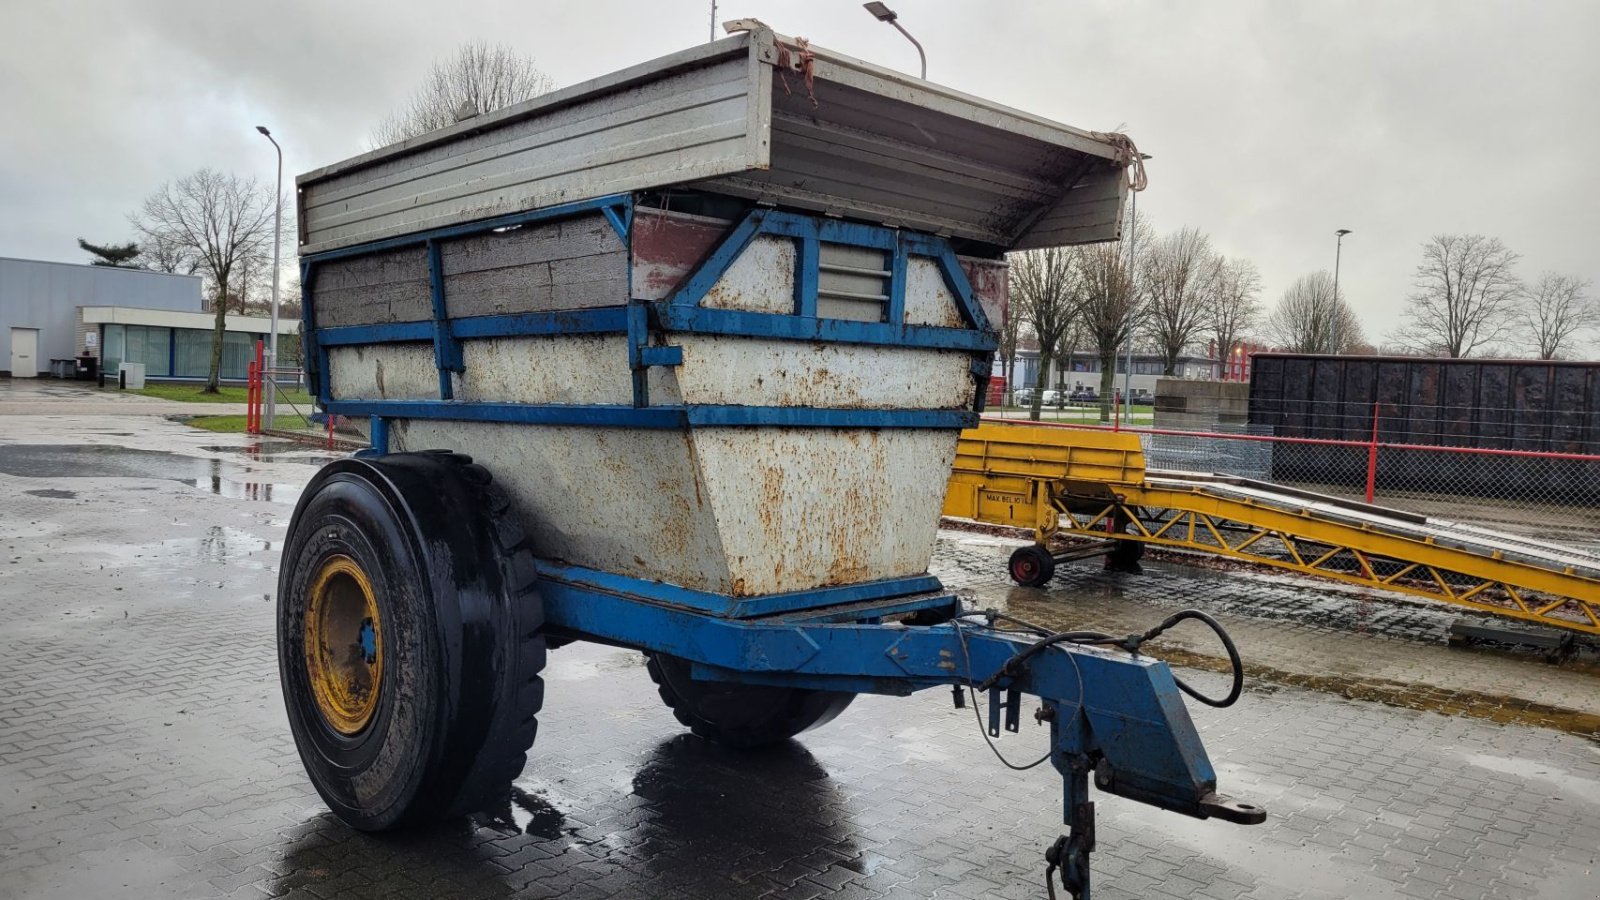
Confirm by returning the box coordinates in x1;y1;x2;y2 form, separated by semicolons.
3;0;1596;347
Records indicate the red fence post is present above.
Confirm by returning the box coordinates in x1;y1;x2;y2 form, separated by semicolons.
1365;401;1380;503
250;340;265;435
1113;390;1122;432
246;360;258;434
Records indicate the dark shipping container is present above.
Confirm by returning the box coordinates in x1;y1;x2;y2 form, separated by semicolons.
1248;354;1600;503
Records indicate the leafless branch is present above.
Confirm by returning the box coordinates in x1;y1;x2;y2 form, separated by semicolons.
371;41;555;146
1392;234;1522;358
1266;271;1364;354
1519;272;1597;360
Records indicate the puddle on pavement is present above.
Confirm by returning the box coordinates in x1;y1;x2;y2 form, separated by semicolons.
200;442;344;465
23;488;77;499
0;444;309;504
94;525;274;571
473;785;569;839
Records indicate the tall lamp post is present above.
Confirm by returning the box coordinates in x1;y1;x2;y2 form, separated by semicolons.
1121;153;1152;423
1331;228;1351;355
256;126;283;429
863;3;926;79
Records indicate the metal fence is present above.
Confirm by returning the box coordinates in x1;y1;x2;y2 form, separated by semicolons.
987;398;1600;552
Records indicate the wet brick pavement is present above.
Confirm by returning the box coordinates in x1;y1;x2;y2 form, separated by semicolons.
1;410;1598;899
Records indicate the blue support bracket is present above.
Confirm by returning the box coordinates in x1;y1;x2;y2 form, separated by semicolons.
886;234;910;325
425;240;463;400
600;201;632;243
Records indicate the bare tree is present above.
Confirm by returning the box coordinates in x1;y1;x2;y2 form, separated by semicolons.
1075;242;1139;421
1266;271;1364;354
1206;257;1261;376
1141;227;1217;375
1393;234;1521;358
997;299;1022;403
136;227;199;275
134;169;275;392
1518;273;1596;360
1009;248;1080;421
372;41;555;146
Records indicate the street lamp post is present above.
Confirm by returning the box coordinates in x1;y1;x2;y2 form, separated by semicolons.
863;3;926;79
1121;154;1151;423
1331;228;1351;355
256;126;283;430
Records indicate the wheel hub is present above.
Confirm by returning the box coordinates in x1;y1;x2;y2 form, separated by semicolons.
304;555;383;735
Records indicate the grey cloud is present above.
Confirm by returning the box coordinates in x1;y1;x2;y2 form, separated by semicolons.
3;0;1596;346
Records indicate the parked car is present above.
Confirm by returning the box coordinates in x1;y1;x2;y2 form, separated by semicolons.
1069;388;1098;403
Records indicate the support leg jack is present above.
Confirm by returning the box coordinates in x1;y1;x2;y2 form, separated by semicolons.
1044;765;1095;899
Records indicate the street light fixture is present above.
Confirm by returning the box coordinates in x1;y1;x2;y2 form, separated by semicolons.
256;126;283;429
863;3;926;79
1331;228;1352;355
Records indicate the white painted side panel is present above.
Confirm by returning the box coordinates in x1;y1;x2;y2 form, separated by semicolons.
674;336;970;409
454;336;636;406
691;428;959;595
701;236;794;314
328;345;439;399
393;420;733;592
902;257;963;328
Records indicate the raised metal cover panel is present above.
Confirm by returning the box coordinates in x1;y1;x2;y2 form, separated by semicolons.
297;26;1131;255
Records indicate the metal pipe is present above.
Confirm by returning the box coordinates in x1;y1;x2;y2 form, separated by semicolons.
256;126;283;430
1331;228;1351;354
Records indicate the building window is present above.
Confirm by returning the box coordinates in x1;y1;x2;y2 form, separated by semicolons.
104;324;172;377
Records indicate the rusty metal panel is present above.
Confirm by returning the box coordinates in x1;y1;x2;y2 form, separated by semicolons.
690;428;960;595
701;236;795;314
959;256;1008;332
902;257;962;328
630;209;729;301
673;337;970;409
394;420;734;592
453;336;647;406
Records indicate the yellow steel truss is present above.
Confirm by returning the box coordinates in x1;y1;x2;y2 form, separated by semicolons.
944;422;1600;636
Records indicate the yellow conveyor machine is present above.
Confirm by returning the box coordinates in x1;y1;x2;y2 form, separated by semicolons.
942;421;1600;636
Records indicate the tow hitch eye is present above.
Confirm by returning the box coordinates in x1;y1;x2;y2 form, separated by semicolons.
1199;791;1268;825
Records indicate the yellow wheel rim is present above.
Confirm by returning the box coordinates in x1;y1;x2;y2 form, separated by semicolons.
304;555;383;735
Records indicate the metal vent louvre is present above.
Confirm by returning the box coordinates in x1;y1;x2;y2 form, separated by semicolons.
817;242;888;322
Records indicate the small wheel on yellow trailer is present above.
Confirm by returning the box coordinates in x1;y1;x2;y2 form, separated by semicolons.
1009;544;1056;587
277;452;545;830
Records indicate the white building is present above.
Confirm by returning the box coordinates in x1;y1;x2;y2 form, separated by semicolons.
0;256;295;381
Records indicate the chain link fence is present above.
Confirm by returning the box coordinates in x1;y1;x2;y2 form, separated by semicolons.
985;398;1600;552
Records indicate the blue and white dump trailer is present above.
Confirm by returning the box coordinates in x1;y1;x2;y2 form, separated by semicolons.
278;23;1262;898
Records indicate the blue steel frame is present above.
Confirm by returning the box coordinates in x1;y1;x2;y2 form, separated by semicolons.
298;193;999;441
301;195;1256;895
532;560;1250;858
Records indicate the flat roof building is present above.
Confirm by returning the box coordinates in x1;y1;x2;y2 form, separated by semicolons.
0;256;295;381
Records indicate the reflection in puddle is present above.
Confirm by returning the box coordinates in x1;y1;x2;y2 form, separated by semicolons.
0;444;318;504
473;786;568;839
91;526;274;572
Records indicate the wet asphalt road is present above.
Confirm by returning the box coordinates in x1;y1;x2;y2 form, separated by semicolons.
0;403;1597;900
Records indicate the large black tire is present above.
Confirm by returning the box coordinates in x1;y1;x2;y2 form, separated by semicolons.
277;452;545;830
1009;544;1056;587
645;653;854;749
